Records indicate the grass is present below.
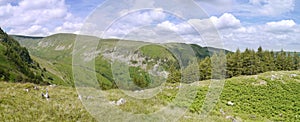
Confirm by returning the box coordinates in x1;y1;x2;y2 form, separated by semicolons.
13;34;223;88
0;71;300;121
0;81;96;121
10;34;300;121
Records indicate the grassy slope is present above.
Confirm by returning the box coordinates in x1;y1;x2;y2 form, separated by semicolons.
13;34;226;87
1;71;299;121
0;82;95;121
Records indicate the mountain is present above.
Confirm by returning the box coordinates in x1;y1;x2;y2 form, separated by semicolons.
12;33;228;89
0;28;60;84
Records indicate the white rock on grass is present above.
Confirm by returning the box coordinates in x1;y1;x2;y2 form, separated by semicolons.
24;88;29;92
116;98;126;106
227;101;234;106
226;116;233;119
109;101;116;105
271;75;277;81
290;74;297;78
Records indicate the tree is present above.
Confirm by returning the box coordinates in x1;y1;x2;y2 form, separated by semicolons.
182;59;199;83
211;50;226;79
275;50;285;70
293;52;300;70
166;63;181;83
285;53;294;70
199;57;211;80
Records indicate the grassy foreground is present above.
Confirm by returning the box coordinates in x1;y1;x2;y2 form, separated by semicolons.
0;82;95;122
1;71;300;121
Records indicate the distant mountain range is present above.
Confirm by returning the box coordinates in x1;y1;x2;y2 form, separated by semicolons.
10;33;228;88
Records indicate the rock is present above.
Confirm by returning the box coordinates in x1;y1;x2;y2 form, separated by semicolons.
33;86;39;90
226;116;233;119
134;90;144;93
220;108;226;115
271;75;277;81
49;84;56;88
259;80;267;85
227;101;234;106
290;74;297;78
116;98;126;106
24;88;29;92
109;101;116;105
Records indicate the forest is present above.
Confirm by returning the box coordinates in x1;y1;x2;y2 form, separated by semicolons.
168;46;300;83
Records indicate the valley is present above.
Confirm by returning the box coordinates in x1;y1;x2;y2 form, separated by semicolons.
0;28;299;121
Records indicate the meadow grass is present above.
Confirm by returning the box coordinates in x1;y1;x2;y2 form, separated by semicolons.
1;71;299;121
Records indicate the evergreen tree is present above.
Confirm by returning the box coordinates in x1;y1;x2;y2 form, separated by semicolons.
167;63;181;83
293;52;300;70
211;50;226;79
199;57;211;80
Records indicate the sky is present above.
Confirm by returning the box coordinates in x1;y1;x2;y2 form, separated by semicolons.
0;0;299;51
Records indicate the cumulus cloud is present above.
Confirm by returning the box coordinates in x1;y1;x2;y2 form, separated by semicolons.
219;19;300;51
0;0;82;36
55;21;83;34
9;25;50;36
0;0;68;26
210;13;241;29
265;20;296;33
156;21;195;34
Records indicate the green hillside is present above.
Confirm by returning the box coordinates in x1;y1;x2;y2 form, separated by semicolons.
1;71;299;121
13;34;223;89
0;28;60;85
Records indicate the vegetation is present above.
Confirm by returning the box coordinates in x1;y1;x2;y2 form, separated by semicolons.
13;34;225;89
196;47;300;81
1;70;298;121
0;28;56;85
0;82;95;121
6;32;299;121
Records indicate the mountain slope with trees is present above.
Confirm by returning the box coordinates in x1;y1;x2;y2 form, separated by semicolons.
12;34;228;89
0;28;60;85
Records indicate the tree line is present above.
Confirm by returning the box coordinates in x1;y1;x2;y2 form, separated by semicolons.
198;46;300;81
167;46;300;82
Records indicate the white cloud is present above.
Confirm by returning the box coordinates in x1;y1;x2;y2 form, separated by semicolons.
103;10;167;38
9;25;50;36
55;22;83;34
210;13;241;29
0;0;82;36
156;21;195;34
218;19;300;51
0;0;68;26
265;20;296;33
236;0;295;16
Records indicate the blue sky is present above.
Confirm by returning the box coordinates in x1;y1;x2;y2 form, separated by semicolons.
0;0;299;51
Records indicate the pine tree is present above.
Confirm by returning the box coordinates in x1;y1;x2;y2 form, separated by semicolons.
293;52;300;70
285;53;294;70
275;50;285;70
256;46;266;73
199;57;211;80
167;63;181;83
211;50;226;79
182;59;199;83
226;53;235;78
